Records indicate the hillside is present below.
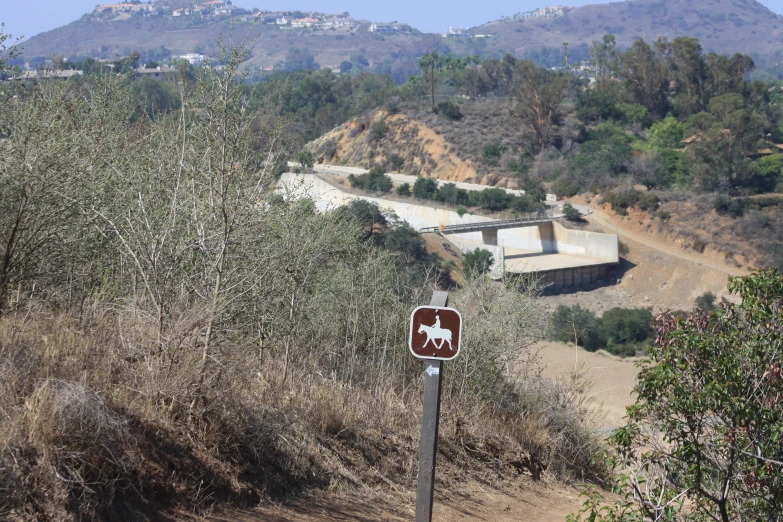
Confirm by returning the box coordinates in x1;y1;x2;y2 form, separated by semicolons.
307;99;526;186
470;0;783;67
16;16;436;81
13;0;783;76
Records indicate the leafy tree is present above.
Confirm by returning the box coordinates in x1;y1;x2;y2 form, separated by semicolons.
600;307;654;354
575;88;620;124
434;100;463;120
336;199;387;240
615;38;670;118
575;269;783;521
412;177;439;200
750;154;783;193
548;304;605;352
514;60;569;151
369;118;388;141
478;187;513;211
617;103;649;126
647;116;685;149
562;203;582;221
294;149;315;168
0;24;21;80
590;34;618;93
462;248;494;275
283;47;318;72
437;183;469;206
667;37;708;117
347;166;392;193
396;183;411;197
482;141;508;164
570;123;633;177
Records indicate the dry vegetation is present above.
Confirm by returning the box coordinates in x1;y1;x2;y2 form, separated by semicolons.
0;48;605;520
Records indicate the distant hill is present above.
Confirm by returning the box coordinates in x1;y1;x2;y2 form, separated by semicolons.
13;0;783;77
469;0;783;68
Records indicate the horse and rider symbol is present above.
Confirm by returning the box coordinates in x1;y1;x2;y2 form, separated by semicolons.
409;306;462;361
417;313;454;351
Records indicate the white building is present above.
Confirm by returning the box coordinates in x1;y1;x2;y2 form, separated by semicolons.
180;53;205;65
442;26;468;37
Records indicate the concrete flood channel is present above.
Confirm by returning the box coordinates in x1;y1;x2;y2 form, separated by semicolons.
277;170;619;288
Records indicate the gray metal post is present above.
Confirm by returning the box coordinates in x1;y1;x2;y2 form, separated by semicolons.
414;291;448;522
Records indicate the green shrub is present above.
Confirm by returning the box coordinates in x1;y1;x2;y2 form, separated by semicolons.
462;248;494;275
412;177;439;200
386;153;405;171
456;206;467;217
478;188;513;211
617;103;649;125
713;194;782;218
549;305;654;356
657;210;671;221
510;195;544;213
548;305;605;352
348;166;392;193
551;179;582;198
600;307;654;354
437;183;470;206
482;142;508;165
712;195;747;218
603;190;660;215
369;118;388;142
396;183;411;197
562;203;582;221
433;100;463;121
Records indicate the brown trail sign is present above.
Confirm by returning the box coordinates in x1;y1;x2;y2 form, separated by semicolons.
409;305;462;360
410;291;462;522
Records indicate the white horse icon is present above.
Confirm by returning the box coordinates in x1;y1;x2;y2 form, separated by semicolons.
418;316;453;351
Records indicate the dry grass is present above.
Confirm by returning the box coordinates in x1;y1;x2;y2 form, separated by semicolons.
0;292;606;520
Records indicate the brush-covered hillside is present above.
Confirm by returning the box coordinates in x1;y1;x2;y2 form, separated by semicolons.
307;99;526;187
471;0;783;68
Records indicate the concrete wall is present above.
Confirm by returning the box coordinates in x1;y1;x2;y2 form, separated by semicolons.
537;264;615;289
552;221;619;262
277;173;488;244
277;173;618;270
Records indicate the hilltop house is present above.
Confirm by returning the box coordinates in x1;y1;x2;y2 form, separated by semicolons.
173;7;191;16
442;26;468;37
368;22;401;33
520;5;573;18
321;16;352;28
291;17;319;28
180;53;205;65
202;0;232;15
276;16;289;25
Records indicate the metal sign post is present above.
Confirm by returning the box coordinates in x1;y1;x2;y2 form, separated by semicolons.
410;291;461;522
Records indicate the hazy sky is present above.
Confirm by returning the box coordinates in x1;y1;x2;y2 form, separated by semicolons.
3;0;783;41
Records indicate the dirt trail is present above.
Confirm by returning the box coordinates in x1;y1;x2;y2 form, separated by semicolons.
196;479;583;522
583;204;747;277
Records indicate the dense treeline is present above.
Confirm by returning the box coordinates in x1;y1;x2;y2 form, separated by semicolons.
17;31;780;200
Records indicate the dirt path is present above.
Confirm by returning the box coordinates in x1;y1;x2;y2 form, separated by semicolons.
536;341;639;428
584;205;746;277
196;479;583;522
